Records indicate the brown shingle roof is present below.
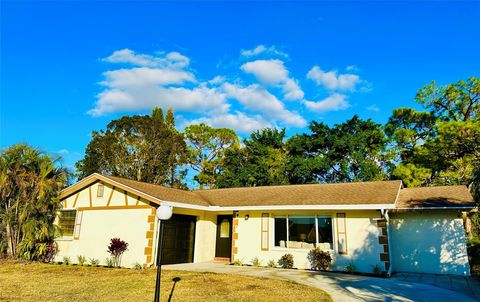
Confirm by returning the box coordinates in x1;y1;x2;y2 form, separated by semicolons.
101;175;210;206
396;186;475;209
61;174;476;210
195;181;402;206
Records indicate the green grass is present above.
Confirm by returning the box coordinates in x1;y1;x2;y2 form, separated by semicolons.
0;261;332;302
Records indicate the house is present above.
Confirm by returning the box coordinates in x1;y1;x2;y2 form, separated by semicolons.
55;173;476;276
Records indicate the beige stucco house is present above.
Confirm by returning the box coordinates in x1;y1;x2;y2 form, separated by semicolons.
55;173;476;276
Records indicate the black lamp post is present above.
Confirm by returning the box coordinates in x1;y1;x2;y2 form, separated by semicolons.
153;205;173;302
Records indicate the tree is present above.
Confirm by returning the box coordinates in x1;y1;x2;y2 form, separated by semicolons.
184;124;238;189
0;144;67;259
75;107;188;188
286;116;390;184
387;77;480;188
217;128;289;188
415;77;479;122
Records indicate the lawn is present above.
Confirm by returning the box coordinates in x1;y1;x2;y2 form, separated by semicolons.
0;261;332;302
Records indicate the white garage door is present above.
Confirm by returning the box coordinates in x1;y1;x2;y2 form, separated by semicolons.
389;211;470;275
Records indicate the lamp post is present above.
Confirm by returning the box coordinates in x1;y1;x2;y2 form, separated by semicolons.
153;204;173;302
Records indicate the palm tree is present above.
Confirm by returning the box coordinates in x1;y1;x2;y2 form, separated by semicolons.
0;144;67;259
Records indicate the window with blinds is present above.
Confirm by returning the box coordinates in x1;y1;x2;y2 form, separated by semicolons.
58;210;76;237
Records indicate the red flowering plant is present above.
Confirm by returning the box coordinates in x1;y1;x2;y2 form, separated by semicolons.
107;238;128;267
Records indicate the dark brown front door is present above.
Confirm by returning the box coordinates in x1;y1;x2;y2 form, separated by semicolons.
161;214;196;264
215;215;233;258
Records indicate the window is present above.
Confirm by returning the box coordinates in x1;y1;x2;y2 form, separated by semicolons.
274;215;333;250
97;184;104;197
58;210;76;237
274;217;287;247
219;219;230;238
288;216;316;249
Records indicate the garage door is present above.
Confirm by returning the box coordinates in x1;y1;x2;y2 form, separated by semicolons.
161;214;196;265
389;211;470;275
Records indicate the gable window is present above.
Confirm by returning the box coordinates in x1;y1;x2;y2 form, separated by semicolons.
274;215;333;250
58;210;76;237
97;184;104;197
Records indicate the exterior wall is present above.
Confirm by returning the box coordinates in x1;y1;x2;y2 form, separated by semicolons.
234;210;384;273
55;182;154;267
390;211;470;275
167;208;218;263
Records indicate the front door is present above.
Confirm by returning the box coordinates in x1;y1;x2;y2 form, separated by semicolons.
215;215;233;258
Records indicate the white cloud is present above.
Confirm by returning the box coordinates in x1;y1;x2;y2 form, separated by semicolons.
367;104;380;112
90;50;230;117
240;45;288;58
307;66;361;91
241;59;304;101
304;93;350;112
101;67;195;88
89;84;229;117
189;111;271;133
223;83;306;127
345;65;360;72
103;48;190;69
57;149;69;154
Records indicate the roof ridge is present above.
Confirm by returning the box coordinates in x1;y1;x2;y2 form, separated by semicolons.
194;179;402;193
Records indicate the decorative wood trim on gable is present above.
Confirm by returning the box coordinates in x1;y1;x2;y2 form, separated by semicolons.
88;186;92;208
136;196;141;206
124;190;128;206
106;186;116;207
77;205;152;211
72;193;80;208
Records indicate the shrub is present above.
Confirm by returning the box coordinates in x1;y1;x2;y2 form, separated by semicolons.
41;242;57;263
251;257;262;267
107;238;128;267
345;261;356;273
105;257;115;268
63;256;70;265
278;253;294;269
307;247;332;270
133;262;143;270
77;255;86;266
89;258;99;267
372;263;383;275
232;258;244;266
467;237;480;275
267;259;277;268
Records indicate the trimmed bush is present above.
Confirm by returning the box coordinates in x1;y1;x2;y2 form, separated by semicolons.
345;261;356;273
251;257;262;267
307;247;332;270
77;255;86;266
267;259;276;268
63;256;70;265
89;258;99;267
278;253;294;269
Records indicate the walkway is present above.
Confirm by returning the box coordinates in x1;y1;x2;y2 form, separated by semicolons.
163;262;478;302
391;272;480;300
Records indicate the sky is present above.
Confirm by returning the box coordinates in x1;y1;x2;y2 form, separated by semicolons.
1;1;479;178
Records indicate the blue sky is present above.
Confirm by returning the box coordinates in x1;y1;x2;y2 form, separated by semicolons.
1;1;479;176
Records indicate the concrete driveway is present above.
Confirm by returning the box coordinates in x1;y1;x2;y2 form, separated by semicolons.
163;262;478;302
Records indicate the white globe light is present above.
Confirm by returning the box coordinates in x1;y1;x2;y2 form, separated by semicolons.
156;205;173;221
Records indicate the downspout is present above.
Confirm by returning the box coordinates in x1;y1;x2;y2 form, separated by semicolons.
383;209;393;277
